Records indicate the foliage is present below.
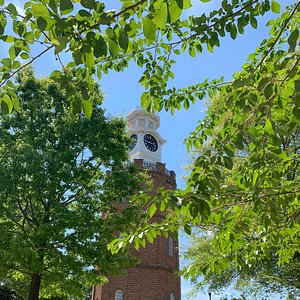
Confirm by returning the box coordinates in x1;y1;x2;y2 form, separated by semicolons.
179;0;300;278
0;69;145;299
182;235;300;299
0;0;282;116
0;282;24;300
109;2;300;296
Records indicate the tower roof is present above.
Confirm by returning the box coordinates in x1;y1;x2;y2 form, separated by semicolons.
126;106;160;130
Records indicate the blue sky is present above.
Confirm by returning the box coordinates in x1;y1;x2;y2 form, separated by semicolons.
0;0;295;299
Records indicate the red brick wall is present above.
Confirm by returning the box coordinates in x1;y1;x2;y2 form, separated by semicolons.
93;160;181;300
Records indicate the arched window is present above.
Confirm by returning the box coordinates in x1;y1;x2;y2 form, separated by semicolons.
168;235;174;257
115;289;123;300
170;292;175;300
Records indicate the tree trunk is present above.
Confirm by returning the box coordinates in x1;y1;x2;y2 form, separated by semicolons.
27;274;41;300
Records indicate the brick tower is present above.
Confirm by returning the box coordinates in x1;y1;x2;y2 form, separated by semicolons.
92;107;181;300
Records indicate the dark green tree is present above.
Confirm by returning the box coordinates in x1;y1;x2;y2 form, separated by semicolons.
0;283;23;300
0;69;144;300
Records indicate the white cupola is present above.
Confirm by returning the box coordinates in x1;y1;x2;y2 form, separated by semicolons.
126;106;166;163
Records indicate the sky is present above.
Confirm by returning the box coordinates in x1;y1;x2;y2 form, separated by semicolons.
0;0;295;299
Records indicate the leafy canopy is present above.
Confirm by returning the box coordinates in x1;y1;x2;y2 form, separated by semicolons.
0;69;145;299
183;229;300;299
0;0;281;115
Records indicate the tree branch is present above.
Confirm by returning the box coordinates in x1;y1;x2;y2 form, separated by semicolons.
87;0;147;32
250;0;300;76
0;45;54;88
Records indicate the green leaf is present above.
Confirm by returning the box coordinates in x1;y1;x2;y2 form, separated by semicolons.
223;156;233;170
50;70;61;80
37;17;48;31
84;51;94;68
118;29;129;51
77;9;92;18
264;83;273;99
188;45;196;57
183;0;192;9
108;39;119;58
169;0;182;23
264;119;274;135
248;126;260;137
12;60;20;69
106;27;116;40
149;203;157;218
5;3;18;16
141;92;150;108
53;36;68;54
225;149;234;157
82;100;92;118
9;46;16;60
11;96;20;112
154;2;168;29
142;17;157;41
71;96;82;115
230;24;237;40
258;77;269;90
1;58;12;68
0;35;14;42
93;34;107;58
288;29;299;53
184;224;192;235
134;236;140;250
198;199;211;217
145;232;154;243
207;41;213;53
81;0;95;9
250;15;257;29
60;0;74;13
30;3;50;16
175;0;184;9
1;94;13;115
248;93;257;105
1;100;9;115
271;0;280;13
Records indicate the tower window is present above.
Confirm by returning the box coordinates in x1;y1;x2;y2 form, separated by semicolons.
170;292;175;300
168;236;174;257
115;289;123;300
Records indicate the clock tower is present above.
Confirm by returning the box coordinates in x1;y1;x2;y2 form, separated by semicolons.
127;106;166;163
92;107;181;300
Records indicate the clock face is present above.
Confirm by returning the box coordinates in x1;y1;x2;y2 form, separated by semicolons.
144;134;158;152
129;134;138;151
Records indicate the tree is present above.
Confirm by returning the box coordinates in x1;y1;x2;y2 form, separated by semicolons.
0;0;283;116
182;235;300;299
180;68;300;297
0;69;145;300
177;0;300;278
0;283;23;300
109;2;300;296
